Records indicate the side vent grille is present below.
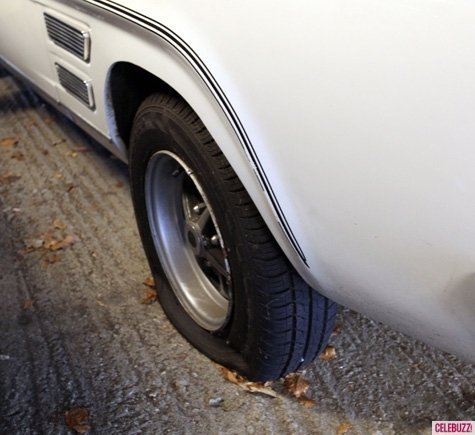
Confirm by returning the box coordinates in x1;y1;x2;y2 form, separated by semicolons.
45;13;90;62
56;64;94;109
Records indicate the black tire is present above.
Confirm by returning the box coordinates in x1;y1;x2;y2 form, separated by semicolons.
129;91;336;381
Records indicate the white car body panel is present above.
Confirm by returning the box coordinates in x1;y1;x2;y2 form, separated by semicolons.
0;0;474;361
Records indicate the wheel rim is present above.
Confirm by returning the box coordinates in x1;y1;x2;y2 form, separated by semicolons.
145;151;232;331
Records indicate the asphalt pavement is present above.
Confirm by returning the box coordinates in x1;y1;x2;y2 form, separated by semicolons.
0;69;474;435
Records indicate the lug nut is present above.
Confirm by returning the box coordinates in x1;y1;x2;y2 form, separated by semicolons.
193;203;206;214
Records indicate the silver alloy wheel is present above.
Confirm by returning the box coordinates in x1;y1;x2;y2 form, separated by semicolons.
145;150;231;331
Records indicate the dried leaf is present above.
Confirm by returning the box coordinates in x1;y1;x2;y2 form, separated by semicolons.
22;299;34;310
64;407;90;434
44;254;61;265
216;365;278;398
25;238;44;250
319;345;337;361
245;382;279;398
283;373;310;399
53;171;63;179
141;290;157;304
143;276;155;288
0;137;18;148
66;184;76;193
27;232;77;252
41;232;58;250
50;234;77;251
299;396;316;408
10;151;25;161
53;218;67;230
0;172;21;185
336;421;352;435
331;324;343;337
216;364;246;385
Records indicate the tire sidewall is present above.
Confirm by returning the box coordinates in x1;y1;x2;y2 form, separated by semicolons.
129;104;252;374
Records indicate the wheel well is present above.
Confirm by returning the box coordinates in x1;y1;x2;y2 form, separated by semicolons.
108;62;177;148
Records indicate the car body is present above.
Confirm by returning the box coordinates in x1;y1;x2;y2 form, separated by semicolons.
1;0;474;364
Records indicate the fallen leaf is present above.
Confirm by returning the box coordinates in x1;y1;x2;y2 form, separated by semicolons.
143;276;155;288
299;396;316;408
0;137;18;148
245;381;279;398
336;421;352;435
25;233;77;252
53;171;63;179
22;299;34;310
10;151;25;161
44;254;61;265
53;218;67;230
49;234;77;251
0;172;21;185
141;289;157;304
216;364;246;384
64;407;90;434
283;373;310;399
66;184;76;193
319;345;337;361
331;324;343;337
216;364;279;398
41;232;59;250
25;238;44;250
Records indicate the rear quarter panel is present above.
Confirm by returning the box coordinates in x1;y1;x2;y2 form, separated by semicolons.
1;0;474;361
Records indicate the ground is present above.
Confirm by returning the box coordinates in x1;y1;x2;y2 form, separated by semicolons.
0;69;473;435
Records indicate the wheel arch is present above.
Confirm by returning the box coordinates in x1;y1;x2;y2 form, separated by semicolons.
104;55;314;286
106;61;180;154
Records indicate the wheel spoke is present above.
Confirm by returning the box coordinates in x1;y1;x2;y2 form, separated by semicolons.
204;249;230;283
196;206;210;232
182;189;194;221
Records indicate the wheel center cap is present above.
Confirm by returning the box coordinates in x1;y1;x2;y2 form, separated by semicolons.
185;222;203;255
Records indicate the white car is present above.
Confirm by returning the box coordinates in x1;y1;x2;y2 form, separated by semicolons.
1;0;474;380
